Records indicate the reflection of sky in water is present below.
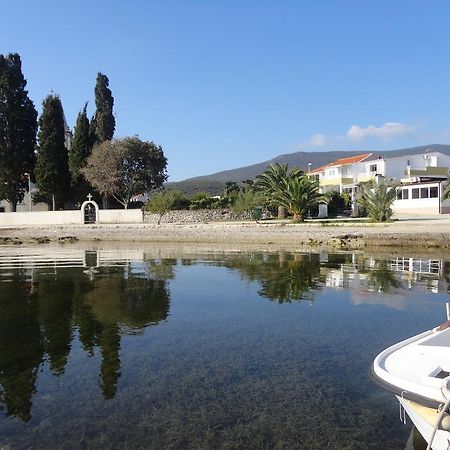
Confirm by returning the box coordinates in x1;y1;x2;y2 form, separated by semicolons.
0;247;449;449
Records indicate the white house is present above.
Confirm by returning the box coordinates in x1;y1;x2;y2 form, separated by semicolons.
309;148;450;216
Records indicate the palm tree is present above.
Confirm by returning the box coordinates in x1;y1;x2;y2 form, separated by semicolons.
276;176;323;222
360;179;397;222
255;163;303;218
443;178;450;199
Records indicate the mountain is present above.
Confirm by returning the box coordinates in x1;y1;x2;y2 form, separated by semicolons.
166;144;450;195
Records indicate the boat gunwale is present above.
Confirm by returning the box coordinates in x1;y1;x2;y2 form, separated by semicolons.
372;328;448;409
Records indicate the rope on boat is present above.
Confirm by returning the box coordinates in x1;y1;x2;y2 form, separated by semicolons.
426;391;450;450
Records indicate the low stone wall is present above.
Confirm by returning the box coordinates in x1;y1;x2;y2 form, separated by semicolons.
144;209;250;223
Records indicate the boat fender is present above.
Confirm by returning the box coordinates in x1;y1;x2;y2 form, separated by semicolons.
439;413;450;431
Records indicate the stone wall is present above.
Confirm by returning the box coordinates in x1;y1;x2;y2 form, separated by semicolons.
144;209;251;223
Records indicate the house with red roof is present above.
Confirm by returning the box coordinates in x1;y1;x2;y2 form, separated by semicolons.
308;153;372;193
309;148;450;215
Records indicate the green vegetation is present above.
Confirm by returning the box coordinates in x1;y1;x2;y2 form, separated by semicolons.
146;191;180;224
69;103;93;184
443;177;450;199
360;180;397;222
256;163;303;218
82;137;168;209
91;72;115;144
35;94;70;210
0;53;38;211
277;176;324;222
232;190;265;215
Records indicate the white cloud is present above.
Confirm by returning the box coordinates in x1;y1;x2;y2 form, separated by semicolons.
308;133;327;146
346;122;414;141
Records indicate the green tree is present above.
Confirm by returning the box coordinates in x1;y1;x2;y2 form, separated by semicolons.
69;103;93;184
277;176;323;222
35;94;70;210
443;178;450;199
91;73;115;144
146;190;179;224
232;189;265;215
255;163;303;218
360;179;396;222
0;53;38;211
82;137;168;209
224;181;239;197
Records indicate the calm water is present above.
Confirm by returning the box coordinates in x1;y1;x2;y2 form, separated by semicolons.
0;245;448;449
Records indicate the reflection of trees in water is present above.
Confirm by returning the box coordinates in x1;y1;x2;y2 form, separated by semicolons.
0;272;44;422
366;260;400;294
225;252;322;303
0;257;172;421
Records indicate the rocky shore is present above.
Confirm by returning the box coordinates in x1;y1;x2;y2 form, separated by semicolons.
0;216;449;251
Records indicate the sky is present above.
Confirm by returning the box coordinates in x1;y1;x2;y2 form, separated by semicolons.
2;1;450;181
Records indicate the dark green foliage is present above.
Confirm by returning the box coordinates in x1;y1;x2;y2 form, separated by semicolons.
35;94;71;210
91;73;115;143
327;191;351;216
0;53;38;210
255;163;304;218
69;103;93;184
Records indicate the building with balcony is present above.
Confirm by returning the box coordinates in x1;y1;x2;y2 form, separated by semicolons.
309;148;450;216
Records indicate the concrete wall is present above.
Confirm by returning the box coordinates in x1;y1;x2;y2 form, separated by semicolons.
99;209;143;224
0;209;143;226
0;210;81;226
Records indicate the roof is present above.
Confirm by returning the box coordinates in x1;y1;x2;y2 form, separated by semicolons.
309;153;372;174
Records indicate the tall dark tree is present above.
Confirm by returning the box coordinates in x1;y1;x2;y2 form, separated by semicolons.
35;94;70;210
68;103;92;184
91;73;115;144
0;53;38;211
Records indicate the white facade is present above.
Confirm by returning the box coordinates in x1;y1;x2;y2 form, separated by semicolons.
393;181;450;215
354;151;450;183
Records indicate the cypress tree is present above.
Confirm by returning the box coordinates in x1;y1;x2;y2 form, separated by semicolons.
69;103;92;184
91;73;115;143
0;53;38;211
35;94;70;210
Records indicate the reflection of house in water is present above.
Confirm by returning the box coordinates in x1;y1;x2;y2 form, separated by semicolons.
320;253;446;296
390;257;444;293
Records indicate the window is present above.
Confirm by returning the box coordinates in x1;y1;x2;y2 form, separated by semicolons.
396;189;409;200
420;188;429;198
430;186;438;198
369;164;377;172
411;188;419;199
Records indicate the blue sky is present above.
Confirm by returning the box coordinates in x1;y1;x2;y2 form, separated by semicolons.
2;1;450;181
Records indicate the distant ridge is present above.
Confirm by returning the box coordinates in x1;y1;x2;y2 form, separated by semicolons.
167;144;450;195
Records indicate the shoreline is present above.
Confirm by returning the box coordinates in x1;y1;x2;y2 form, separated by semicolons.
0;218;449;252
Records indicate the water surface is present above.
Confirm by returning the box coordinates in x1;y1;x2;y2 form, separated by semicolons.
0;245;448;449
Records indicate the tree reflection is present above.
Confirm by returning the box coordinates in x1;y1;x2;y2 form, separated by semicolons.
366;260;399;293
225;252;321;303
0;256;172;421
0;272;44;422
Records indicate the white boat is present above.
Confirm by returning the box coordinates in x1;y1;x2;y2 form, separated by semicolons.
373;321;450;450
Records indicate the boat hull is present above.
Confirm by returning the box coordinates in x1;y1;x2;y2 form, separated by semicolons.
397;396;450;450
